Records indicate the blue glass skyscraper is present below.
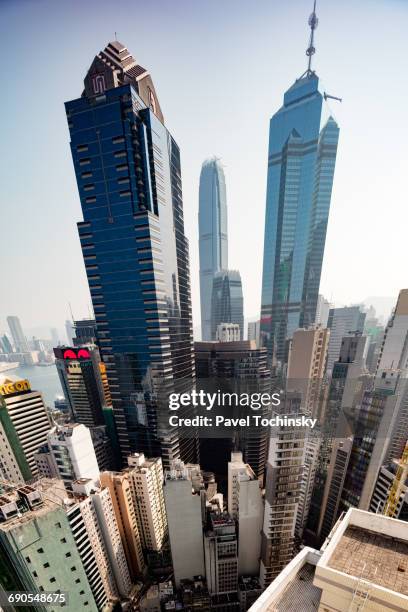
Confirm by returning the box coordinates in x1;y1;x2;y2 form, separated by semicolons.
65;41;197;466
260;8;339;363
211;270;244;340
199;158;228;340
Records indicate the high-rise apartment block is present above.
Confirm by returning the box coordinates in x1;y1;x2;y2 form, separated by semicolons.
199;158;228;341
260;417;305;586
67;489;119;607
204;513;238;595
326;306;366;372
89;486;132;597
45;423;100;489
126;453;168;556
0;375;51;481
227;452;262;577
287;325;329;414
100;470;146;579
0;482;98;611
164;461;205;587
66;41;196;466
377;288;408;372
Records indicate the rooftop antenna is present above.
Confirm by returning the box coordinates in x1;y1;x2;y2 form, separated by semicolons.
306;0;318;75
68;301;74;322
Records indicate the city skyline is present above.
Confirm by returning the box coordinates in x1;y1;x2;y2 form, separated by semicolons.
1;0;407;334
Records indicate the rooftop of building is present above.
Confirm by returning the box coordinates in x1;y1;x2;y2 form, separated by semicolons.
0;479;69;531
327;524;408;595
249;548;322;611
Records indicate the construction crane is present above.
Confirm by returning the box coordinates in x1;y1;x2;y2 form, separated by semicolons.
383;440;408;517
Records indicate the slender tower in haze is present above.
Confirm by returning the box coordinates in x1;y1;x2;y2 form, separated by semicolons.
199;158;228;340
259;0;339;364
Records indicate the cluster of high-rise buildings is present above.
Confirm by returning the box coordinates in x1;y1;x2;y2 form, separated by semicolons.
1;4;408;611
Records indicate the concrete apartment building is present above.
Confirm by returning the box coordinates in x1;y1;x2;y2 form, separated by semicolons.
227;452;263;576
100;470;146;579
250;508;408;611
164;460;205;586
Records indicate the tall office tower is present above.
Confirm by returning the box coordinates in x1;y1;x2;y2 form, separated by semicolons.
250;508;408;612
204;513;238;596
6;316;28;353
216;322;240;342
195;340;271;481
66;41;196;467
54;346;107;427
369;462;408;520
46;423;100;489
0;484;97;610
326;306;366;373
65;319;75;345
259;5;339;364
199;158;228;341
247;321;260;346
126;453;168;560
315;294;331;328
89;486;133;597
0;375;51;480
211;270;244;341
67;490;119;608
377;289;408;373
164;461;205;587
100;470;146;579
287;325;330;415
73;319;97;346
50;327;60;347
260;404;305;587
227;452;263;576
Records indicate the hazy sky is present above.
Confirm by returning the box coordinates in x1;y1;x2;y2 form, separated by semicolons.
1;0;407;338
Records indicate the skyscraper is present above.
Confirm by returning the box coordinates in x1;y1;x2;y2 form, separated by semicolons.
199;158;228;340
326;306;366;372
6;316;28;353
211;270;244;340
0;375;51;481
66;41;196;466
259;6;339;363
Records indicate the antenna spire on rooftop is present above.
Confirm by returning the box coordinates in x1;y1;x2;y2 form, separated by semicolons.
305;0;318;76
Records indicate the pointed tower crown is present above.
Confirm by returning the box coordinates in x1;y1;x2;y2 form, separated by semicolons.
83;41;164;123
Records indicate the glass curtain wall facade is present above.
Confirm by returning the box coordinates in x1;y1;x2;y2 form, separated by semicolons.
199;158;228;340
260;74;339;363
65;41;197;467
211;270;244;341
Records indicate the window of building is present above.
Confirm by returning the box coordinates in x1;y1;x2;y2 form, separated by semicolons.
25;556;31;563
43;562;50;568
50;577;56;583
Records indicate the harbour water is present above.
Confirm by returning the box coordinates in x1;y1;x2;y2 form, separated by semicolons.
4;363;63;408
